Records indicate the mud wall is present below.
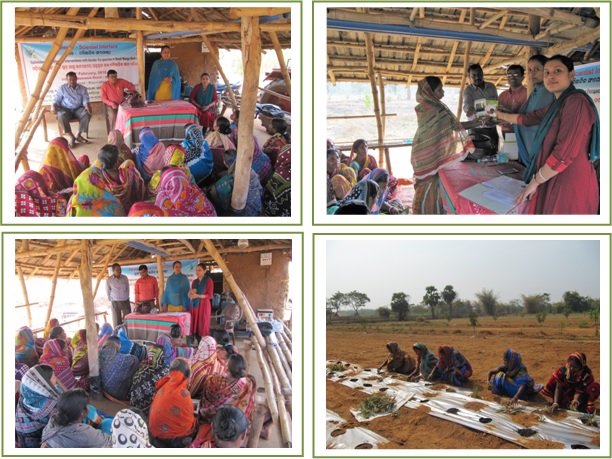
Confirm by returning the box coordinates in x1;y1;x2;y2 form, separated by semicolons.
173;42;219;87
224;250;290;318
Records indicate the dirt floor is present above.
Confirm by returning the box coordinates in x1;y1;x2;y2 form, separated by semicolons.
326;314;600;449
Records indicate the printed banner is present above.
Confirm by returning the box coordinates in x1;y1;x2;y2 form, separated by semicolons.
573;62;600;114
19;41;138;104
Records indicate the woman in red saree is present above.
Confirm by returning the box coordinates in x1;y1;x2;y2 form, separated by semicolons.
15;171;70;217
148;357;198;447
189;72;218;131
188;263;214;342
262;118;290;166
199;354;256;422
39;137;90;192
40;338;87;390
188;336;226;399
154;166;217;217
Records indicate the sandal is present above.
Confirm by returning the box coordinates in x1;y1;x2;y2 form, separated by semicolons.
67;136;76;148
76;135;90;144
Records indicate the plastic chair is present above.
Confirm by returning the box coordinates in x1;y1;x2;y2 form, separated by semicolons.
209;302;242;345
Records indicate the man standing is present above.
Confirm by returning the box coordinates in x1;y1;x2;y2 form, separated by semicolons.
134;265;159;310
498;65;528;136
52;71;92;147
462;64;499;151
100;69;136;133
106;263;131;327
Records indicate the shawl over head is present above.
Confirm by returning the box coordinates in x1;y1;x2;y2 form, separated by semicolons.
112;409;154;448
182;124;214;183
411;78;474;179
136;128;166;180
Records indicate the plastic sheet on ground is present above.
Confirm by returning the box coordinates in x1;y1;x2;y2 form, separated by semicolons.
327;409;389;449
327;360;600;449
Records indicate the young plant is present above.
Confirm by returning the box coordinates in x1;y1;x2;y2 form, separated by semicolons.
358;394;396;419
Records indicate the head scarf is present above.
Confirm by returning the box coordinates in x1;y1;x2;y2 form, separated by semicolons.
71;329;88;364
363;168;391;214
149;358;197;440
567;351;587;376
114;325;147;361
98;323;114;348
148;145;193;195
40;339;76;389
336;180;378;214
39;137;85;192
155;333;194;365
411;78;474;179
135;128;166;180
503;348;527;378
130;346;169;411
43;319;60;340
112;409;154;448
413;342;438;376
128;202;168;217
16;326;39;367
108;129;134;163
100;336;140;402
155;167;217;217
438;345;468;370
188;337;225;398
200;372;257;422
182;124;214;183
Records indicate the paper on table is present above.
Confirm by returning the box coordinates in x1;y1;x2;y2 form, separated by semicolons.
481;176;525;206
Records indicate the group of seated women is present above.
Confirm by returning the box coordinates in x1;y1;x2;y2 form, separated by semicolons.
377;341;600;413
327;138;404;215
15;321;265;448
16;115;291;217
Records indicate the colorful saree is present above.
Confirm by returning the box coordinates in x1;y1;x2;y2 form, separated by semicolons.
130;346;169;412
148;145;194;196
348;154;378;181
135;128;166;181
39;339;80;390
210;161;263;216
413;342;438;378
191;275;214;338
182;123;214;184
67;159;145;216
127;202;168;217
156;334;194;365
380;342;416;374
189;337;226;399
15;171;69;217
262;133;288;166
71;330;89;377
490;348;536;399
435;345;472;387
155;167;217;217
100;337;140;402
39;137;89;192
263;145;291;217
363;168;402;214
108;129;134;163
190;83;217;128
199;373;256;422
15;326;39;368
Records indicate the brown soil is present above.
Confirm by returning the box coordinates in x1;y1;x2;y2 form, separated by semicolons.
327;316;600;449
464;401;487;411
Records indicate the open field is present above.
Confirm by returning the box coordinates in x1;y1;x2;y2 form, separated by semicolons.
326;314;600;449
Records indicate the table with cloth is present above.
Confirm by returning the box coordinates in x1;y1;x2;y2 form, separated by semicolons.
124;312;190;342
115;100;199;148
438;160;529;215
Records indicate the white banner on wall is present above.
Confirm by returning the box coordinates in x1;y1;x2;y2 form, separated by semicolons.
19;41;138;104
573;61;600;114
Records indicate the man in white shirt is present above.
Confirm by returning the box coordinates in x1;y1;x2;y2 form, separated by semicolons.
106;263;131;327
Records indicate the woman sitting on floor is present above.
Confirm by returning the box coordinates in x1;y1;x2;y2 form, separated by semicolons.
16;326;39;368
130;345;169;414
39;137;90;192
486;348;541;404
155;165;217;217
134;127;166;182
182;123;214;185
377;342;416;375
149;357;199;448
43;318;60;340
100;336;140;403
156;324;194;365
227;116;273;185
427;345;473;387
205;116;236;177
16;365;62;448
407;342;439;382
67;144;145;217
70;330;90;383
41;389;113;448
111;408;154;448
107;129;134;163
348;139;378;181
209;149;263;216
262;118;290;167
541;351;600;414
40;338;88;391
327;148;356;201
363;168;403;214
98;323;113;348
15;171;71;217
113;324;147;361
263;144;291;217
147;145;195;196
333;179;379;215
192;405;250;448
199;354;256;422
189;336;227;399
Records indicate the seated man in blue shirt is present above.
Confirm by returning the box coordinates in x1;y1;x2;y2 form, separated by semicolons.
51;71;92;147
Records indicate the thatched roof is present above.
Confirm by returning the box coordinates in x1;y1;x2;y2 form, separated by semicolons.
327;7;600;87
15;7;291;49
15;238;292;280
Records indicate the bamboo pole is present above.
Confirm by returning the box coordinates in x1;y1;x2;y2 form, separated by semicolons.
136;9;145;94
17;267;32;327
15;108;47;172
92;244;117;299
268;354;292;447
44;246;64;328
251;337;279;420
443;41;460;85
79;240;101;382
202;240;266;348
257;86;291;101
282;322;292;340
266;340;291;387
456;43;473;120
272;338;292;379
276;330;292;366
364;32;385;167
14;7;79;147
269;31;291;96
202;36;238;108
281;330;292;353
229;7;291;18
157;254;165;304
527;14;541;96
246;394;268;448
232;15;261;213
378;73;386;140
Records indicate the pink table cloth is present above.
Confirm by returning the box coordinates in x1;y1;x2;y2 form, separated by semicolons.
115;100;199;148
124;311;191;342
438;161;528;215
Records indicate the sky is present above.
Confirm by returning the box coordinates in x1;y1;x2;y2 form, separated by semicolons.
326;239;601;308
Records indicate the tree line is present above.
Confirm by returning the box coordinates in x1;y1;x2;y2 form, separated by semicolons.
326;286;599;322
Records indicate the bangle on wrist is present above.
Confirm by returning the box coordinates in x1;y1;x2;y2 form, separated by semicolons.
538;169;546;183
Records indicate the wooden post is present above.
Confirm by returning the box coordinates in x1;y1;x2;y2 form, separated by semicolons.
17;267;32;327
456;8;475;120
15;109;47;172
136;9;145;95
251;337;279;421
269;355;292;447
527;14;541;96
202;36;238;108
232;16;262;213
44;250;63;328
269;31;291;96
14;7;79;147
79;240;100;381
246;394;268;448
364;33;384;166
157;254;165;304
378;73;386;139
202;240;266;348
